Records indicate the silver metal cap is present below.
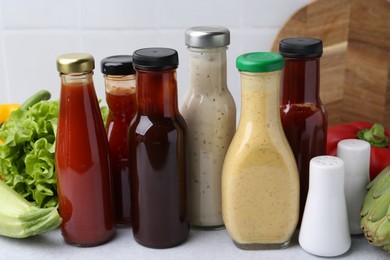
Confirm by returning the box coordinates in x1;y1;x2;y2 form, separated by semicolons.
185;26;230;48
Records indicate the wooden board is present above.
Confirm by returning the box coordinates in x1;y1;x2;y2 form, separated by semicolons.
271;0;390;128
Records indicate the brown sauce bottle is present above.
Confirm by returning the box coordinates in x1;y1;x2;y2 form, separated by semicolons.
279;38;328;226
128;48;189;248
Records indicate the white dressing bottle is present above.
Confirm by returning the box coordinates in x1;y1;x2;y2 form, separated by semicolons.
181;26;236;229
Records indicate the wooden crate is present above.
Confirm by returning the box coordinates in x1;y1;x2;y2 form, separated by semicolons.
271;0;390;129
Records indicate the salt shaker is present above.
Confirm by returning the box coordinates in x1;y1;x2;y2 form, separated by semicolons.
299;156;351;257
337;139;370;235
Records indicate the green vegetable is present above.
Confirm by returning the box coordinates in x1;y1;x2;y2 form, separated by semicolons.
20;90;51;110
0;99;59;208
100;105;109;127
361;167;390;254
0;180;61;238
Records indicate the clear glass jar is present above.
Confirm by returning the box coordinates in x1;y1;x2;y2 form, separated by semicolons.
222;52;299;250
181;26;236;229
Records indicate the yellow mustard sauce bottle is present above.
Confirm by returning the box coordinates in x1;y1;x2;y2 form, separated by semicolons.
222;52;299;250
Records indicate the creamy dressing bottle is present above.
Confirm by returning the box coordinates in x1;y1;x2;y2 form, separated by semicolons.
222;52;299;249
181;26;236;229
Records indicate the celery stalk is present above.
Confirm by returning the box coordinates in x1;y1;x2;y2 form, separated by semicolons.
0;180;62;238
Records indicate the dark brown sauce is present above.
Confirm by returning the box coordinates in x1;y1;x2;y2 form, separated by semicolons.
128;67;189;248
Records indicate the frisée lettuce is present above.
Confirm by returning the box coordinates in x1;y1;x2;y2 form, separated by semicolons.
0;100;59;208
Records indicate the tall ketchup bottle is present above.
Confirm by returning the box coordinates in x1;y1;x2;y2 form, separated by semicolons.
56;53;115;246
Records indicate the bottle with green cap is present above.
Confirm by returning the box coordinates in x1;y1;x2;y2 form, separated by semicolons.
56;53;115;246
222;52;299;250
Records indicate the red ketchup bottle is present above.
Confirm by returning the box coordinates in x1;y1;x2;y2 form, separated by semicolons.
279;38;328;226
128;48;189;248
101;55;136;227
56;53;115;246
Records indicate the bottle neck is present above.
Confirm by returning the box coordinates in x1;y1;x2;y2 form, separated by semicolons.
280;57;320;104
61;71;94;86
136;68;179;117
59;71;102;128
188;47;227;94
104;74;136;94
239;71;281;129
104;74;136;118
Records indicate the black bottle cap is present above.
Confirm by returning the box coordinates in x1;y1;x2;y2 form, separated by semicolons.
101;55;135;75
132;48;179;70
279;38;323;58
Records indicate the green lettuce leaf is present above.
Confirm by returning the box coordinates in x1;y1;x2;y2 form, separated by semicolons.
0;100;59;208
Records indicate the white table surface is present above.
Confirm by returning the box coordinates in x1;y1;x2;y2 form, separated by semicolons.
1;228;389;260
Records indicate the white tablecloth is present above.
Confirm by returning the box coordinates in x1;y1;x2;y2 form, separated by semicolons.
1;228;389;259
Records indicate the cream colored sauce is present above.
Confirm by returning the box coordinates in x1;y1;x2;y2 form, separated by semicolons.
181;48;236;228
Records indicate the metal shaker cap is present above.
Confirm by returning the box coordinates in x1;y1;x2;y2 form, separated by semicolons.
185;26;230;48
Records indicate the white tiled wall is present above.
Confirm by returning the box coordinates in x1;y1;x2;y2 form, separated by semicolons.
0;0;309;112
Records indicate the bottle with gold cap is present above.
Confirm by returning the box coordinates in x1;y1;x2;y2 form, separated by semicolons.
56;53;115;246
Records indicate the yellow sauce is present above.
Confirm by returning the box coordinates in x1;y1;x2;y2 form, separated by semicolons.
222;70;299;249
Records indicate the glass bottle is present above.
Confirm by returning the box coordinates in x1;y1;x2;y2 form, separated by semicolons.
279;38;328;226
128;48;189;248
222;52;299;250
101;55;136;227
56;53;115;246
181;26;236;229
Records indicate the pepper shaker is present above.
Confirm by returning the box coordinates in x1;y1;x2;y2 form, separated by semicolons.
299;156;351;257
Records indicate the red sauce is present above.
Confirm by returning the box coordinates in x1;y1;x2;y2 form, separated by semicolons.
106;87;136;226
56;77;115;246
280;57;328;226
128;66;189;248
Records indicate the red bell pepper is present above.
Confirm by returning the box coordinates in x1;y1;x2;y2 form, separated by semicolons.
327;121;390;180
